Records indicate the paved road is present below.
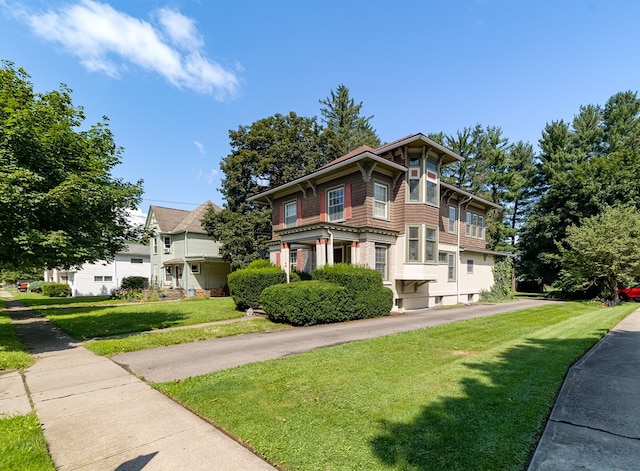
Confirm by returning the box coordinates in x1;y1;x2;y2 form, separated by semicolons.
113;299;556;382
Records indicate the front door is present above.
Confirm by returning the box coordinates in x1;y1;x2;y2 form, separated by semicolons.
175;266;181;289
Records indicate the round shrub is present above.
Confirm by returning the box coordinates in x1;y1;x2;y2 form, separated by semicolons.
261;281;350;326
246;259;273;269
228;266;288;310
42;282;71;297
120;276;148;291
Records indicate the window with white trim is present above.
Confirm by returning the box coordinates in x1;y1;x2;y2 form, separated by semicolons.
425;227;437;263
290;250;297;271
448;254;456;281
373;182;389;219
448;205;457;233
465;211;485;239
190;263;200;274
94;276;113;282
130;258;143;264
284;201;297;228
152;237;158;254
327;187;344;222
426;159;438;205
163;236;172;254
375;245;388;280
438;251;448;263
407;226;421;262
467;259;474;274
408;154;421;202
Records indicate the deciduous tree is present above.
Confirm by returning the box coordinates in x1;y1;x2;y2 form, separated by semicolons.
0;61;143;270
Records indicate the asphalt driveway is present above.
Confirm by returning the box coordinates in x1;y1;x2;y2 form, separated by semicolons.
112;298;556;382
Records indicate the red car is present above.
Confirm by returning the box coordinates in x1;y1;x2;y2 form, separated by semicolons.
618;286;640;301
17;280;30;292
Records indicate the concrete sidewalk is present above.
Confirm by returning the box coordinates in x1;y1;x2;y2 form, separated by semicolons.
1;297;276;471
528;308;640;470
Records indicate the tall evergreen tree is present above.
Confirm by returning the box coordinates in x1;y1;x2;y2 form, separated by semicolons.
202;112;338;269
319;84;380;155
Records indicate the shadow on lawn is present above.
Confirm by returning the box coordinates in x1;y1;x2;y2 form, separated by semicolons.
369;333;608;471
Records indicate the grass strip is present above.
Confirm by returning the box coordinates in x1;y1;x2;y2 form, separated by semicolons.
0;301;33;370
156;301;636;471
36;297;243;339
85;318;291;356
0;413;55;470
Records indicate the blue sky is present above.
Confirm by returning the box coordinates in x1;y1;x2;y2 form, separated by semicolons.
2;0;639;222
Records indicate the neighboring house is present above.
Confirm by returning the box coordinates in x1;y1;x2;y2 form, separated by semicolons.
250;133;504;310
45;243;150;297
145;201;230;294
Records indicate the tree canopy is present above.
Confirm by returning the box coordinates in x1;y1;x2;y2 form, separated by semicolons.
558;205;640;301
319;84;380;155
0;61;143;270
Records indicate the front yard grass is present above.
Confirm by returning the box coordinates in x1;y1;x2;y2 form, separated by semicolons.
30;297;244;340
156;301;637;471
85;318;291;356
0;300;33;370
0;413;55;470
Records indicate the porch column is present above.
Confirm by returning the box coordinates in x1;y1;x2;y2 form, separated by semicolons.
280;243;290;271
351;241;359;265
327;236;334;266
316;239;326;268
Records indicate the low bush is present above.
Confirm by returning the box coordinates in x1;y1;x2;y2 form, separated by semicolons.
352;286;394;319
246;259;273;269
228;266;288;310
42;282;71;297
261;281;350;326
120;276;148;291
313;264;392;320
28;280;44;293
312;264;383;294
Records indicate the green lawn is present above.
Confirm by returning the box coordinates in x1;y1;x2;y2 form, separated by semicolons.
85;318;291;356
0;414;55;470
32;297;244;340
13;292;114;308
156;301;637;471
0;300;34;370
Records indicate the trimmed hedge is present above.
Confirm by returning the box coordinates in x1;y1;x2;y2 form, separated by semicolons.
313;264;393;320
228;266;288;310
246;259;273;269
312;264;383;294
42;282;71;297
261;281;351;326
120;276;148;291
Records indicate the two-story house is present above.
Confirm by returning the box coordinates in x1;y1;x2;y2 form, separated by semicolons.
44;243;150;297
145;201;230;295
250;133;503;310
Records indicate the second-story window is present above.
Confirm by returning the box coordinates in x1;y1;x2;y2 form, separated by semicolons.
448;205;457;233
152;237;158;254
163;236;171;254
407;226;421;262
426;159;438;205
465;211;485;239
373;182;388;219
284;201;297;227
327;187;344;222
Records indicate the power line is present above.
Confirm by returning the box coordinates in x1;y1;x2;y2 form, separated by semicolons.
142;198;201;206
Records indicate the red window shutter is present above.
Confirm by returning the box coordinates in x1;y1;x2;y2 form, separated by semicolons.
278;203;284;228
296;249;302;271
345;183;352;220
297;199;302;226
319;191;326;222
275;252;281;266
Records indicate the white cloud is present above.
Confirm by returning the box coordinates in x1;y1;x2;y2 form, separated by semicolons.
196;168;219;185
18;0;239;98
194;140;205;154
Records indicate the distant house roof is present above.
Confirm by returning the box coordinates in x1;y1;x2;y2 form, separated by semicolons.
147;201;221;234
121;243;150;257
